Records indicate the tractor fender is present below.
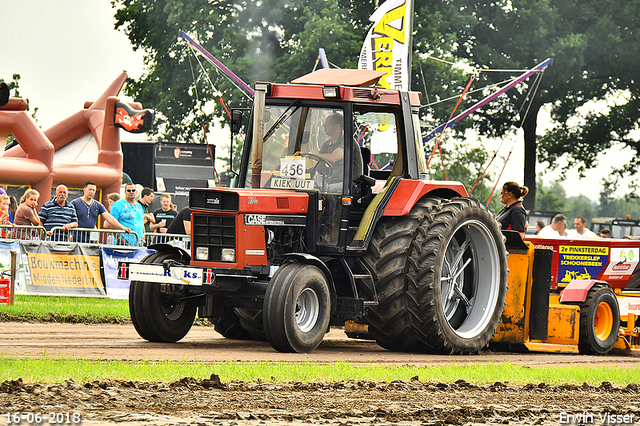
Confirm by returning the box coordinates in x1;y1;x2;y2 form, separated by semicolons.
559;279;608;303
382;179;468;217
147;243;191;265
282;253;337;314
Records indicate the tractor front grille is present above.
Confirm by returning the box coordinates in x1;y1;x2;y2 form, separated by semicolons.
193;214;236;262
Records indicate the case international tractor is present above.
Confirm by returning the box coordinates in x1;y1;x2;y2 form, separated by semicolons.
121;69;510;354
120;68;640;355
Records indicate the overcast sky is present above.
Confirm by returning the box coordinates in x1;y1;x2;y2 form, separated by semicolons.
0;1;631;202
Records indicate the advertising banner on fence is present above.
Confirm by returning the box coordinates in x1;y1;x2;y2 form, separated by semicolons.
102;247;155;299
20;241;105;296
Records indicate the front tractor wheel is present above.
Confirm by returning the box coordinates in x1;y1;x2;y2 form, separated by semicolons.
577;284;620;355
263;262;331;353
362;197;508;354
129;252;197;343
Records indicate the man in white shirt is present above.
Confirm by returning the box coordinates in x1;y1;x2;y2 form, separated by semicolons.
566;216;598;238
538;214;567;237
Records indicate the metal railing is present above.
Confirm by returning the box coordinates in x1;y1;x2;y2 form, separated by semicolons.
0;225;140;247
143;232;191;251
0;225;46;241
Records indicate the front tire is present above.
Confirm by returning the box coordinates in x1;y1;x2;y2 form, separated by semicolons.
263;262;331;353
130;252;197;343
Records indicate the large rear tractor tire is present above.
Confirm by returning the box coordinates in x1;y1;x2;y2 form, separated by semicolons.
129;252;197;343
263;262;331;353
362;197;508;354
235;308;267;341
209;310;252;340
577;284;620;355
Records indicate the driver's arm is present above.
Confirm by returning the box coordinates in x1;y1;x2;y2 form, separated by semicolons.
317;147;343;163
295;147;343;164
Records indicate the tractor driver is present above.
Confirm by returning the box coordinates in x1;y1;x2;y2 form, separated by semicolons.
298;113;363;193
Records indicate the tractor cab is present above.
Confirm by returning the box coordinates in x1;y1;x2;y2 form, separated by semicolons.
237;69;428;247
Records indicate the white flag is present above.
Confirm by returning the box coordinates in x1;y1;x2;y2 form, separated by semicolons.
358;0;411;91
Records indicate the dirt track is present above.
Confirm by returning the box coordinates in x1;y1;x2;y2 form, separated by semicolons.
1;322;639;425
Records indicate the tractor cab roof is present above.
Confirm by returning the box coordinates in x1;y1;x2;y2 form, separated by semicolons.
291;69;386;87
261;69;421;107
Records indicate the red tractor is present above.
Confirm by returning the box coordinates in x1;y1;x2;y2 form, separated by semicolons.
122;69;508;353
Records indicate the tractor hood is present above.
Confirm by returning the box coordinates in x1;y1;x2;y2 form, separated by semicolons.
189;187;309;214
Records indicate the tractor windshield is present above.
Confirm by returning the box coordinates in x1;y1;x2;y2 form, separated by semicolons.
246;104;346;194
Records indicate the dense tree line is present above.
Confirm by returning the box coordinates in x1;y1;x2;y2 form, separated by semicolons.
111;0;640;208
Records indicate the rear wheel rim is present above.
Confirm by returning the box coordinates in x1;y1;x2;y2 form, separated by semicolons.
594;301;614;341
296;287;320;333
440;219;500;338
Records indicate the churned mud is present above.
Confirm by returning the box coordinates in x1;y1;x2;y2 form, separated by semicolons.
0;322;639;425
1;377;639;425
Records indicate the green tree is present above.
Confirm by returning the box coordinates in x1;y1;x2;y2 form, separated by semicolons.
431;0;640;210
564;195;596;226
111;0;378;143
597;179;640;219
535;180;566;213
427;138;502;212
0;74;38;119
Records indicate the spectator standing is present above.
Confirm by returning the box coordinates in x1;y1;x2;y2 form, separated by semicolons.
566;216;598;239
535;220;545;235
153;194;178;233
0;195;10;237
539;214;567;237
137;187;156;233
109;183;145;245
71;182;130;242
13;189;42;239
496;181;529;237
102;192;121;229
599;228;612;238
38;185;78;240
7;196;17;223
167;206;192;235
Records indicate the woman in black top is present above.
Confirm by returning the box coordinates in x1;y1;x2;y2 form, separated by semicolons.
496;181;528;237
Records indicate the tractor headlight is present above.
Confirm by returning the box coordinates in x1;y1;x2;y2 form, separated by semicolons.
222;248;236;262
196;247;209;261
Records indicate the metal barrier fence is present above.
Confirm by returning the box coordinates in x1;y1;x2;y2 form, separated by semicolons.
143;232;191;251
0;225;46;241
0;225;140;247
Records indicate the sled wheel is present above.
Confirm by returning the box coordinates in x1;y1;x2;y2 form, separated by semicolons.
134;252;197;343
578;284;620;355
263;262;331;353
362;197;508;354
129;252;166;341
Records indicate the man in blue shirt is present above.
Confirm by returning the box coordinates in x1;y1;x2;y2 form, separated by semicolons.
109;183;145;246
71;181;130;242
38;185;78;241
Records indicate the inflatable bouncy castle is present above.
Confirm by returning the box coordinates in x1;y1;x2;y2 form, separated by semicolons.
0;73;152;207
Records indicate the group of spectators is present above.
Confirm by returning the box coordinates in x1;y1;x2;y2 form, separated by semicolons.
534;214;609;238
0;182;191;245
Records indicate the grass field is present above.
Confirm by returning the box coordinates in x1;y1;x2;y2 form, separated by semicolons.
1;295;638;386
1;358;638;385
0;294;130;322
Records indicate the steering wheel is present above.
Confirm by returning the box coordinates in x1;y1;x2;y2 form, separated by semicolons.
298;152;333;176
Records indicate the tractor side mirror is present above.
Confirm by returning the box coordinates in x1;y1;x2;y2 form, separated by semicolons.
231;110;243;134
